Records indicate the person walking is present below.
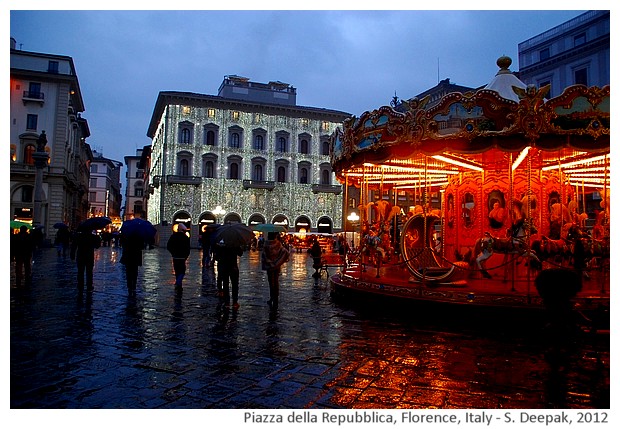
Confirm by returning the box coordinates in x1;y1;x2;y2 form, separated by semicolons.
166;223;191;290
308;239;323;278
213;240;244;307
55;226;71;257
120;233;145;291
70;229;102;291
261;233;289;310
11;225;34;287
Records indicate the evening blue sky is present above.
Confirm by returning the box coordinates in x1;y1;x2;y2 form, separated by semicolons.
5;4;605;172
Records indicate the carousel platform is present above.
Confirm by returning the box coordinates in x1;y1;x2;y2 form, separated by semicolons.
328;258;610;331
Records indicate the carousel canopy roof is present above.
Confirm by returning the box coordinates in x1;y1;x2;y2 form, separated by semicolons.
331;57;609;191
484;56;526;103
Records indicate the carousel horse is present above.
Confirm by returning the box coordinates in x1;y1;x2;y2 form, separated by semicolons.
471;220;539;280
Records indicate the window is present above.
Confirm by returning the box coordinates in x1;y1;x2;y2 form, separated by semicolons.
301;118;309;127
208;108;216;118
89;192;97;203
133;202;143;216
204;124;219;146
134;187;144;197
321;169;330;185
21;186;33;202
26;114;38;130
48;61;59;73
91;164;98;173
90;178;97;188
135;170;143;179
277;137;287;152
277;166;286;183
229;163;239;179
253;164;264;181
575;67;588;86
254;135;264;150
23;144;35;165
539;48;550;61
322;121;330;131
180;159;190;176
28;82;42;99
180;128;191;144
574;32;586;47
202;154;217;178
206;130;216;145
178;121;194;144
177;151;193;176
300;139;309;154
232;111;240;121
204;160;215;178
231;133;240;148
298;161;311;184
322;141;330;156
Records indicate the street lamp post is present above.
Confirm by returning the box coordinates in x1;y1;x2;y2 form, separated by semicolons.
347;211;359;250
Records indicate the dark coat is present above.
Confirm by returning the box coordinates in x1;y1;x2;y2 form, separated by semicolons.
120;235;145;266
167;231;190;259
213;244;243;270
11;229;34;261
70;231;101;264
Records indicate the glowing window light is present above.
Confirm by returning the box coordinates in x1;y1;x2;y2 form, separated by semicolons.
511;147;531;171
431;155;483;171
541;154;608;171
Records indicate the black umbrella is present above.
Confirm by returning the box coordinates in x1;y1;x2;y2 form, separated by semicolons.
212;223;254;248
53;222;69;229
120;218;157;241
77;216;112;232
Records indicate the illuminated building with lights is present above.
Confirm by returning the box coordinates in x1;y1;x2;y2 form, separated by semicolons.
146;76;351;245
10;37;93;240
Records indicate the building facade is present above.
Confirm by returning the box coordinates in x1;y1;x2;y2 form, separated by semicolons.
124;147;150;220
517;10;610;97
10;37;93;240
146;76;351;245
89;151;123;228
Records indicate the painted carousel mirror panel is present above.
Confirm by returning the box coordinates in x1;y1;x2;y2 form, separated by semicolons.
487;189;507;230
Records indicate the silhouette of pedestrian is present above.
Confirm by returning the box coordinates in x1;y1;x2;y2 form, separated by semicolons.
120;233;145;291
166;223;190;290
11;226;34;287
55;226;71;257
308;239;323;278
70;229;102;291
261;233;289;310
213;240;244;307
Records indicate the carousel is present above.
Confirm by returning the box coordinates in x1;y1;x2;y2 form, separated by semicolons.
329;57;610;323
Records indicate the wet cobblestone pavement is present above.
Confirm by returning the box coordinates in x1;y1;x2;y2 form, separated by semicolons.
10;246;610;410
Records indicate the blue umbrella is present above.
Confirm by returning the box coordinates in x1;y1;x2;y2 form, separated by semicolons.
120;218;157;241
78;216;112;232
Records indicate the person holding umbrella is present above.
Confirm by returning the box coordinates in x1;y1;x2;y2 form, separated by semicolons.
167;223;190;290
119;217;157;291
261;232;290;310
70;228;102;291
54;224;71;257
212;238;244;308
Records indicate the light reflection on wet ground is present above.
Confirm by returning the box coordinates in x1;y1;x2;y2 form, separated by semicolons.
11;246;609;408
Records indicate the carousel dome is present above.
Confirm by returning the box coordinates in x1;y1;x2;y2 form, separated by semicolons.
484;55;526;103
